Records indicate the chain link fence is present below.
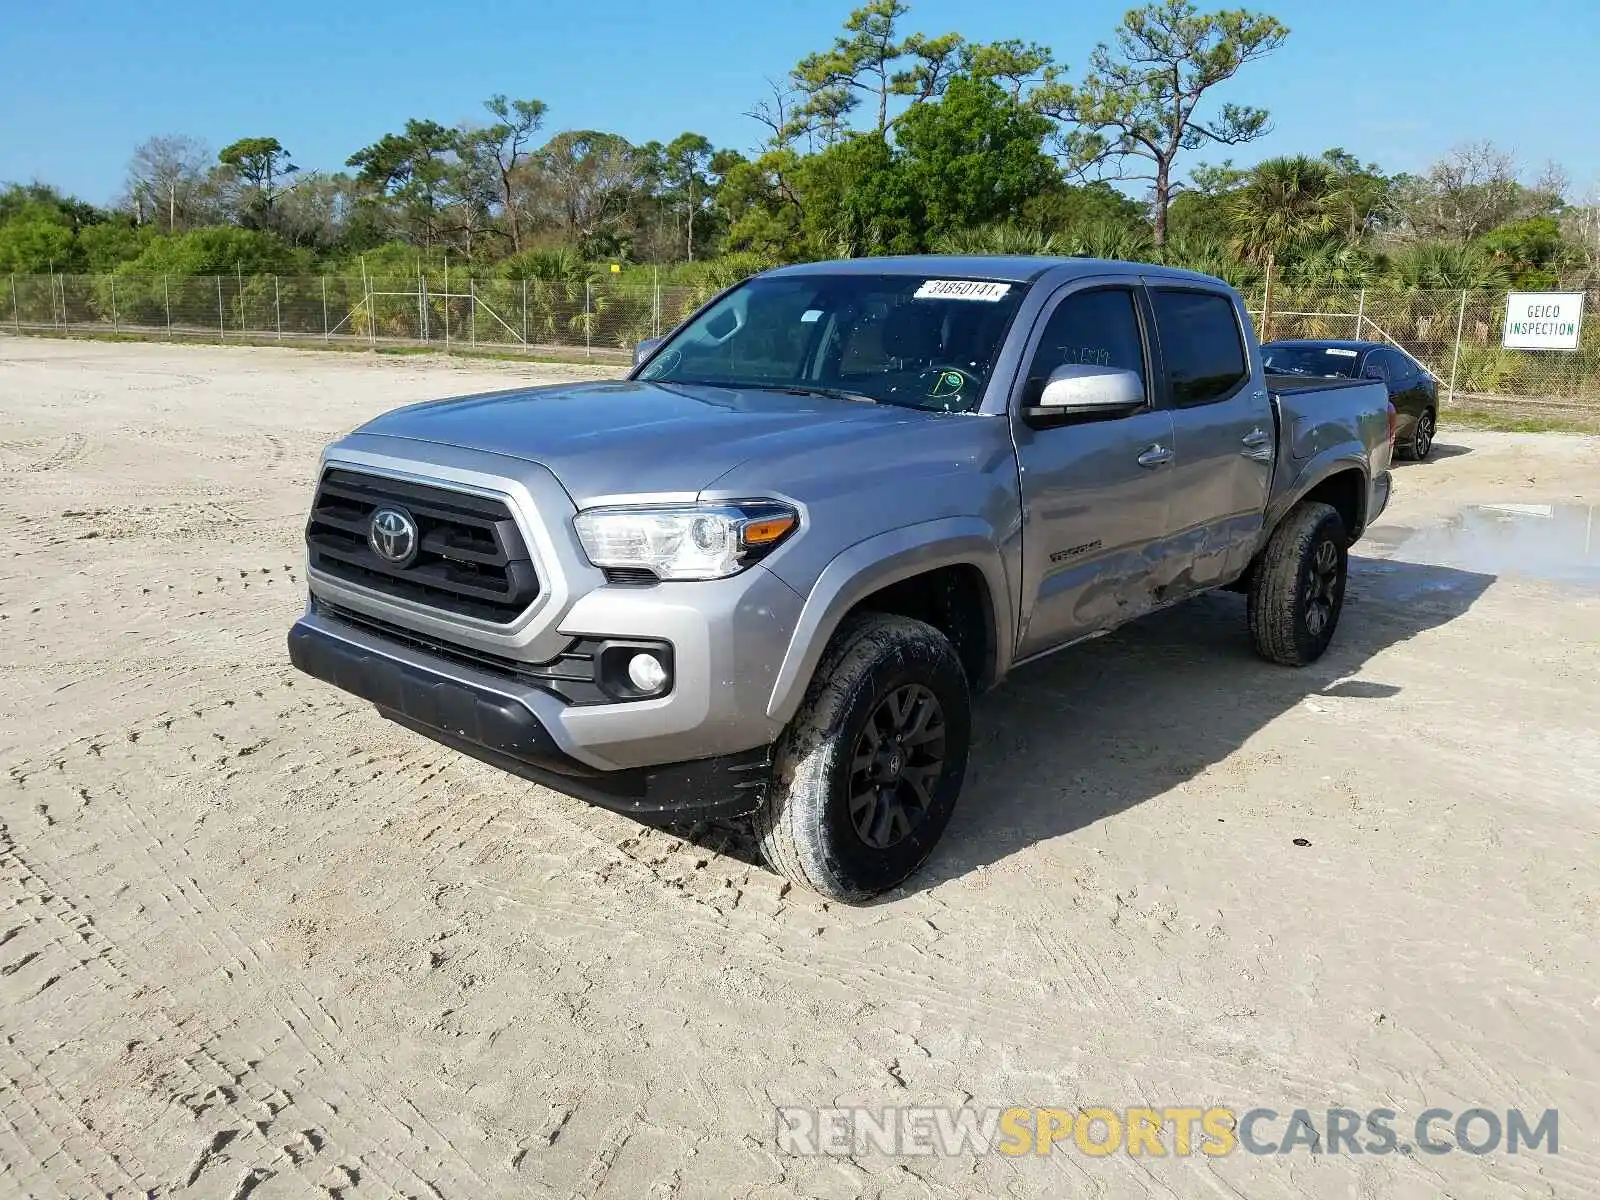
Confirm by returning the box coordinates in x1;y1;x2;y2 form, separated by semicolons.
5;273;1599;418
1245;281;1600;419
3;272;716;364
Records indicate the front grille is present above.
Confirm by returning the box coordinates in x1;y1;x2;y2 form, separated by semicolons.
306;469;539;622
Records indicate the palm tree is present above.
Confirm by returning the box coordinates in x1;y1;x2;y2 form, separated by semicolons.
933;224;1062;255
1228;156;1340;337
1383;242;1509;292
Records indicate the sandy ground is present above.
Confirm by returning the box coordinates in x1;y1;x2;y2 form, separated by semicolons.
1;337;1598;1200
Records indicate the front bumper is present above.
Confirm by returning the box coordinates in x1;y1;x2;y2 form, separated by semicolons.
288;618;771;820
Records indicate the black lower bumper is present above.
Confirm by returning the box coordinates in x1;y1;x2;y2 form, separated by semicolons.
287;621;770;821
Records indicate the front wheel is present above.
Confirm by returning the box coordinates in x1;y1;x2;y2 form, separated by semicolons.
1247;501;1349;667
755;614;971;902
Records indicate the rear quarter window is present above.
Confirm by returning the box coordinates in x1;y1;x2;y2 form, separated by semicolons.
1151;290;1250;407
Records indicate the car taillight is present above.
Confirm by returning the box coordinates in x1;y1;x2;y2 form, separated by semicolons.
1386;402;1397;447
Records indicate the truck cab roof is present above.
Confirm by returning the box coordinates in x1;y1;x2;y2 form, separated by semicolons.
763;255;1232;290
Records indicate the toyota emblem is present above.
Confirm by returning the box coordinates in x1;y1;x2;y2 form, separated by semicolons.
368;507;419;565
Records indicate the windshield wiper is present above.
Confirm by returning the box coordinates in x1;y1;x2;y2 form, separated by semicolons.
760;384;879;405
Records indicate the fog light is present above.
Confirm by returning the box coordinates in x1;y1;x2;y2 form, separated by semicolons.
627;652;668;694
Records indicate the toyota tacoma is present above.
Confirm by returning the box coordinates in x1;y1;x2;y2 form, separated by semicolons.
288;256;1395;900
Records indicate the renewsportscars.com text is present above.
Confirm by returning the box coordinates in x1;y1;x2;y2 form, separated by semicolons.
776;1105;1559;1158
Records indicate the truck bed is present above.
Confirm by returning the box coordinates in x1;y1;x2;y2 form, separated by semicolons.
1264;376;1393;539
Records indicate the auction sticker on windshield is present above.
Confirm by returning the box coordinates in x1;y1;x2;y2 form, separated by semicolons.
914;280;1012;302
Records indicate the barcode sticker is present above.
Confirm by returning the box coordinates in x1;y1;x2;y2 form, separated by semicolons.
914;279;1012;302
1325;348;1358;357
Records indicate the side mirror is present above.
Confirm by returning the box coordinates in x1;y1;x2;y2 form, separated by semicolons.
633;336;665;367
1029;364;1145;418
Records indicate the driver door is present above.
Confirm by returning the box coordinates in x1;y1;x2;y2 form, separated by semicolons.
1011;281;1178;660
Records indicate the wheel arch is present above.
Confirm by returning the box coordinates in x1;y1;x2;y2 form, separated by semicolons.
765;519;1013;726
1269;455;1371;542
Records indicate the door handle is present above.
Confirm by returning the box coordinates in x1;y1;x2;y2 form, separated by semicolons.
1241;428;1271;447
1136;444;1174;468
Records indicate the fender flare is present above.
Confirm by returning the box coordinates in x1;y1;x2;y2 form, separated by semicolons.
1267;449;1372;539
765;518;1013;725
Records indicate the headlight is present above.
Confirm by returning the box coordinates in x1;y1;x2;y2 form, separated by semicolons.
573;501;798;581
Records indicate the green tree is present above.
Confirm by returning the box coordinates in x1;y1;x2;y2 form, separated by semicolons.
536;131;640;256
960;39;1057;100
718;150;808;260
1020;180;1148;240
113;226;304;276
347;120;459;247
78;220;145;272
1316;148;1392;241
1035;0;1288;246
1228;155;1339;277
790;0;963;139
1476;216;1568;287
218;137;299;223
0;218;77;272
894;75;1057;241
461;95;548;253
662;133;715;261
797;134;921;256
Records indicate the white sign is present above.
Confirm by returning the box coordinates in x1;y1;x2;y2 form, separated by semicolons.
1502;291;1584;351
913;279;1011;302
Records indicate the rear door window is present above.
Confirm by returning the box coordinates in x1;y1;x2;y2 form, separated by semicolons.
1150;290;1250;407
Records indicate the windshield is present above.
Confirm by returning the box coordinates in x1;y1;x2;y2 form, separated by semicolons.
637;273;1031;413
1262;344;1361;378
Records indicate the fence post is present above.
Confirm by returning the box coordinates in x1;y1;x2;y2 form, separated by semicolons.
9;274;18;333
237;264;246;335
1447;289;1467;406
110;275;119;334
361;257;375;347
417;263;425;343
216;275;225;339
163;274;171;338
653;269;661;338
321;276;330;342
470;277;477;349
420;268;429;343
522;278;528;347
1354;287;1366;339
1259;259;1274;342
443;255;451;352
585;283;592;358
274;275;282;340
49;265;58;330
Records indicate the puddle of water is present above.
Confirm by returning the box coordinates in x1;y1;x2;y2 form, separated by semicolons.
1386;503;1600;587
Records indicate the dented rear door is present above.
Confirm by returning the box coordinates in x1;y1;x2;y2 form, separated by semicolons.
1147;285;1275;592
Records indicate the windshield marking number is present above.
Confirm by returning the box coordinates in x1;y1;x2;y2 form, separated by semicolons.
914;280;1011;302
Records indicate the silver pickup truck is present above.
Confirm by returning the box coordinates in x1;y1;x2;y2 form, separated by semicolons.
288;256;1394;900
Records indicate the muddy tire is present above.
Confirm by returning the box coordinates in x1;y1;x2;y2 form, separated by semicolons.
755;614;971;902
1247;501;1349;667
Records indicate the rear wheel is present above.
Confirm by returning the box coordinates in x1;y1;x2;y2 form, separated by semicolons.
1247;501;1349;666
755;614;971;902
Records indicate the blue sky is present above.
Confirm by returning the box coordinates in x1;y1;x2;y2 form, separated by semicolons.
2;0;1596;205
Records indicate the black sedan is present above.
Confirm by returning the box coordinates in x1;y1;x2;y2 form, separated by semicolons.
1262;339;1439;461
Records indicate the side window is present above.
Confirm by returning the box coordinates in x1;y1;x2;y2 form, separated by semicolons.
1026;287;1146;393
1361;353;1388;381
1388;350;1418;382
1150;290;1249;407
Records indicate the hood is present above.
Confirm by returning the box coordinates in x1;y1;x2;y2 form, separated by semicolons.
353;379;950;506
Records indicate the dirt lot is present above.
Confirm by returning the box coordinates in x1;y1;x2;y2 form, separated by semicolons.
2;337;1598;1199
